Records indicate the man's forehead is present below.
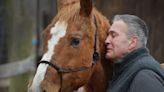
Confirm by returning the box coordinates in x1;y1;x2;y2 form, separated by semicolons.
112;20;127;28
109;20;128;33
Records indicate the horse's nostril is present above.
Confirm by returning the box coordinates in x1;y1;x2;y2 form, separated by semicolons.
41;89;48;92
42;89;47;92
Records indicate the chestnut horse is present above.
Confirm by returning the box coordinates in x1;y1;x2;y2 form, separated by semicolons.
28;0;112;92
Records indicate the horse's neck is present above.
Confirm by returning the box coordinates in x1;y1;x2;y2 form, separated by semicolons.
82;61;112;92
83;10;112;92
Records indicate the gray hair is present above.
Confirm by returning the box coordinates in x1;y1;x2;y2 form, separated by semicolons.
113;14;149;48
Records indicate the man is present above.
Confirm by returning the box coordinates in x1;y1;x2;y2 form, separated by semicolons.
105;14;164;92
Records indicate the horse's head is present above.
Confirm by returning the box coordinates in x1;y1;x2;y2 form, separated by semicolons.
28;0;109;92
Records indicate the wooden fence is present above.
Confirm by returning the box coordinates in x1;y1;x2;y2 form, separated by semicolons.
0;56;35;79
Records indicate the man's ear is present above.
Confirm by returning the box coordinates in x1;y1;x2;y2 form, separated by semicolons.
128;37;138;51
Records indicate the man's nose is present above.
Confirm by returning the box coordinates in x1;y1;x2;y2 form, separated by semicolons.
105;36;111;45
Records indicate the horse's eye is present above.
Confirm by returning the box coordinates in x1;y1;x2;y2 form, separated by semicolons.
70;38;80;47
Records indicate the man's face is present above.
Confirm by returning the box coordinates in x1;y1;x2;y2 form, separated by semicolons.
105;20;131;62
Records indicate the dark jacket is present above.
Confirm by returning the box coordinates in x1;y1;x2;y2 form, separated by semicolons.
107;47;164;92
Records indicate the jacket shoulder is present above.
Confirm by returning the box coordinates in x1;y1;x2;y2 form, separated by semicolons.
128;69;164;92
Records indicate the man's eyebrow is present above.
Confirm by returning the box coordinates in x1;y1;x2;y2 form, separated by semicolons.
108;30;115;34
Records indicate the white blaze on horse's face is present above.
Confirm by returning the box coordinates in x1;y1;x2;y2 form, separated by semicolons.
29;21;68;92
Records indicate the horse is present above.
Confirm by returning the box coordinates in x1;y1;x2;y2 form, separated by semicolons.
28;0;112;92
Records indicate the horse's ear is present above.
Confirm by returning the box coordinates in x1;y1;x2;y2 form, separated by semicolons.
80;0;93;17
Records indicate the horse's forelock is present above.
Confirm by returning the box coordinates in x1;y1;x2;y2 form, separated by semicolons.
56;1;80;22
57;0;79;12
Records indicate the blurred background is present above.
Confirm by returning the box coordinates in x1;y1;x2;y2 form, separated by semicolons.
0;0;164;92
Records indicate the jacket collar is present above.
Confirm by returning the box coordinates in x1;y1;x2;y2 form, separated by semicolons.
113;47;150;74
